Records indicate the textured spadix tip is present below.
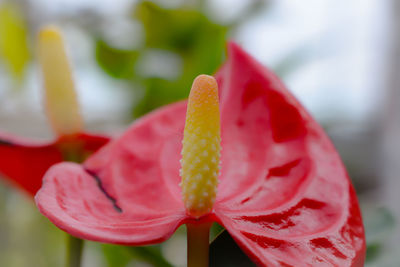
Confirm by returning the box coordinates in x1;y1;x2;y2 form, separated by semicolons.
180;74;221;218
38;25;83;137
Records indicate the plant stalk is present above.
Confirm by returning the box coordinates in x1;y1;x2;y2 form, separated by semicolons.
66;235;84;267
187;222;211;267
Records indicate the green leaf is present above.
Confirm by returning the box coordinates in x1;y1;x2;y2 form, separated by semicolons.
102;244;132;267
210;223;224;241
125;245;174;267
365;243;382;263
95;1;228;117
135;1;204;51
95;39;139;79
102;244;173;267
130;1;227;117
133;77;187;116
209;230;256;267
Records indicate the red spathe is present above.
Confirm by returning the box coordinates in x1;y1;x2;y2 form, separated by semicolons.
0;132;109;196
36;42;365;266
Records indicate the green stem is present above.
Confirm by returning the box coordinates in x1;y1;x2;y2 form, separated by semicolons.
66;235;84;267
62;147;85;267
187;222;211;267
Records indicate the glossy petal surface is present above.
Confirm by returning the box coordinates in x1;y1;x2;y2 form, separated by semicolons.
212;43;365;266
0;132;109;195
36;162;186;244
36;43;365;266
37;103;189;244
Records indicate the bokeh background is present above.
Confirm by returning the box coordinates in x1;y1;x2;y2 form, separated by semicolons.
0;0;399;266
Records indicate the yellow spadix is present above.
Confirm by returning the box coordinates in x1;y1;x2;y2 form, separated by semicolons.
180;75;221;218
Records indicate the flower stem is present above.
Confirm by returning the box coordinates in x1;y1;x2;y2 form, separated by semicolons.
187;222;211;267
66;235;84;267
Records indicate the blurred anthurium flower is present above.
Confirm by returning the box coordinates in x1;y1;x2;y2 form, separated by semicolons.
36;43;365;266
0;26;109;196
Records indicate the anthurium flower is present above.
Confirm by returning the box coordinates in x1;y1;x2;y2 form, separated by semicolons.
0;132;108;196
0;26;109;196
36;42;365;266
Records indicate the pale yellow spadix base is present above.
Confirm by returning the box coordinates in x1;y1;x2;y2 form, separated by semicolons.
38;26;82;136
180;75;221;218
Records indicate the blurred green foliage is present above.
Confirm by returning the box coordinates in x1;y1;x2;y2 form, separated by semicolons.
0;2;30;82
96;40;139;79
96;1;227;117
363;207;397;265
102;244;173;267
102;244;132;267
0;183;64;267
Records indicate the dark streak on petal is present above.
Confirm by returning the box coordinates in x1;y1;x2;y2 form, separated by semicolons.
240;197;251;204
84;169;123;213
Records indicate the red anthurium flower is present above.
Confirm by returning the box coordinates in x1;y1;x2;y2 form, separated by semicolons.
36;42;365;266
0;132;109;196
0;26;109;196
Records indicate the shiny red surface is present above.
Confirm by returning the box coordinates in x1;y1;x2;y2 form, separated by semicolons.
36;43;365;266
0;132;109;196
